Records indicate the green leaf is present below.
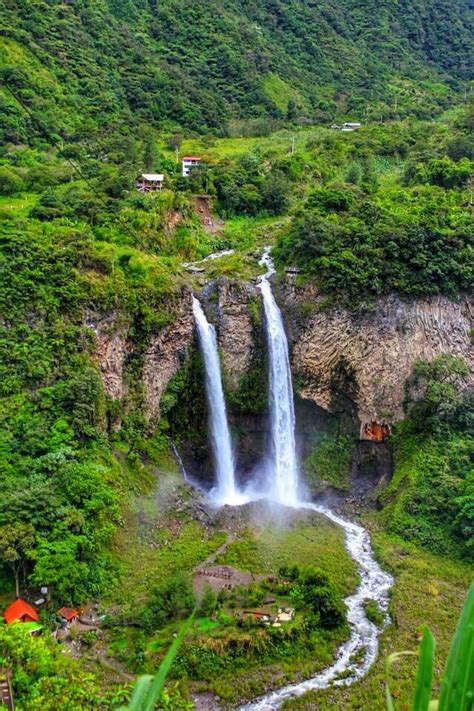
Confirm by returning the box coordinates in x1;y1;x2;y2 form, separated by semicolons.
413;627;436;711
117;675;153;711
119;612;194;710
438;583;474;711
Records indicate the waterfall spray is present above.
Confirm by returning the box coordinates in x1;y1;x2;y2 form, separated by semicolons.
192;297;240;505
258;249;299;505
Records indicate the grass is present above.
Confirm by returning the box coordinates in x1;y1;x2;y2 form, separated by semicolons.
262;74;309;113
217;512;358;598
160;126;332;163
107;467;226;607
0;193;39;217
282;527;473;710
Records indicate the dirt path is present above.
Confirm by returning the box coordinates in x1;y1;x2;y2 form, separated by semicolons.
194;196;224;233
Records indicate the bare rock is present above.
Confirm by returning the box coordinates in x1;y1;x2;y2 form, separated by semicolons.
283;285;473;428
142;293;194;419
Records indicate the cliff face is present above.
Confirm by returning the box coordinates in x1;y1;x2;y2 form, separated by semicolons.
87;311;130;403
142;294;194;420
88;290;194;425
209;279;261;388
89;275;472;442
279;278;473;437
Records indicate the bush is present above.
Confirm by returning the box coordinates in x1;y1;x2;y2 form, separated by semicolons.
141;573;195;632
0;166;24;195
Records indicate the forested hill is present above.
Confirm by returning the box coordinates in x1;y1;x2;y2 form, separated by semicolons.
1;0;473;142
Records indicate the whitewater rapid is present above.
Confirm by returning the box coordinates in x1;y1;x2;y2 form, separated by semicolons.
239;499;393;710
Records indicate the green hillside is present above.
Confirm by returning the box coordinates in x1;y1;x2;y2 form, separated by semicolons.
0;0;473;142
0;3;473;710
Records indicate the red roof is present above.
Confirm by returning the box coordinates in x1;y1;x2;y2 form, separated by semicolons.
58;607;79;621
182;156;202;161
4;599;39;624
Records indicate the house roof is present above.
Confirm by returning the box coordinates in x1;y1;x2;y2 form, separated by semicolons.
58;607;79;621
4;599;39;624
140;173;164;181
182;156;202;161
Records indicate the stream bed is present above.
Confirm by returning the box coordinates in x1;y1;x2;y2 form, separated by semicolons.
239;501;393;710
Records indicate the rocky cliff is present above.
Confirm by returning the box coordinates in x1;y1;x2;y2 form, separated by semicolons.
279;277;473;438
89;275;472;443
88;289;194;425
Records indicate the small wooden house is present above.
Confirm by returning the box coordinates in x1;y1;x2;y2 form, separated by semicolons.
136;173;164;192
4;599;39;625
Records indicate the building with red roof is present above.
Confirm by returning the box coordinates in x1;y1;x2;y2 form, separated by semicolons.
58;607;79;623
182;156;202;177
4;598;39;625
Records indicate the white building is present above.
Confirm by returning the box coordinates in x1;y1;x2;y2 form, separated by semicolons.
341;122;362;132
182;156;202;177
136;173;164;191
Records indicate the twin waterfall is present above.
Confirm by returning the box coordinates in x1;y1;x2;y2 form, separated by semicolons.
258;249;299;505
191;249;393;710
192;249;298;504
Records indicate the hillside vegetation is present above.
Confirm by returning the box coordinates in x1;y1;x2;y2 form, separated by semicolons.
1;0;473;142
0;3;473;709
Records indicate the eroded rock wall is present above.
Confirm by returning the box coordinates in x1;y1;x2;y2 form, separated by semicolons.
279;278;473;435
87;290;194;424
142;294;194;419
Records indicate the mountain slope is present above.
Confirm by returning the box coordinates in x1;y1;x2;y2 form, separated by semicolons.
0;0;472;142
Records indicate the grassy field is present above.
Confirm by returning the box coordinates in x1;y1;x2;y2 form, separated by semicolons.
0;193;39;217
160;126;331;162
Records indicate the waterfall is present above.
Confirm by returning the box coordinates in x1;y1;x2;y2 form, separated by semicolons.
258;249;299;505
192;296;239;505
190;256;392;709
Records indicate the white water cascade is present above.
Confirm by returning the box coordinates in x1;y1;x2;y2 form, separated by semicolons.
258;249;299;505
192;297;240;505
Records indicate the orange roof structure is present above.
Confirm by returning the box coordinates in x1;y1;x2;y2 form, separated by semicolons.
58;607;79;621
4;599;39;624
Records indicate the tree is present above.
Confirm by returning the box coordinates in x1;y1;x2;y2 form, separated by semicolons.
29;530;90;602
0;167;24;195
287;98;297;120
404;355;470;433
262;171;291;214
199;585;217;617
143;130;157;171
166;134;184;162
0;523;35;597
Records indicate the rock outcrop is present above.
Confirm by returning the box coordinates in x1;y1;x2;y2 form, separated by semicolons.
88;291;194;422
280;280;473;435
142;293;194;419
86;311;130;402
212;280;260;388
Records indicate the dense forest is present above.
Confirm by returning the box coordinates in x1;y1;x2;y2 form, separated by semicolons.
0;1;473;710
1;0;473;140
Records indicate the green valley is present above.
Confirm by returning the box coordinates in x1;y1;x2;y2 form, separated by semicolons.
0;1;473;710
